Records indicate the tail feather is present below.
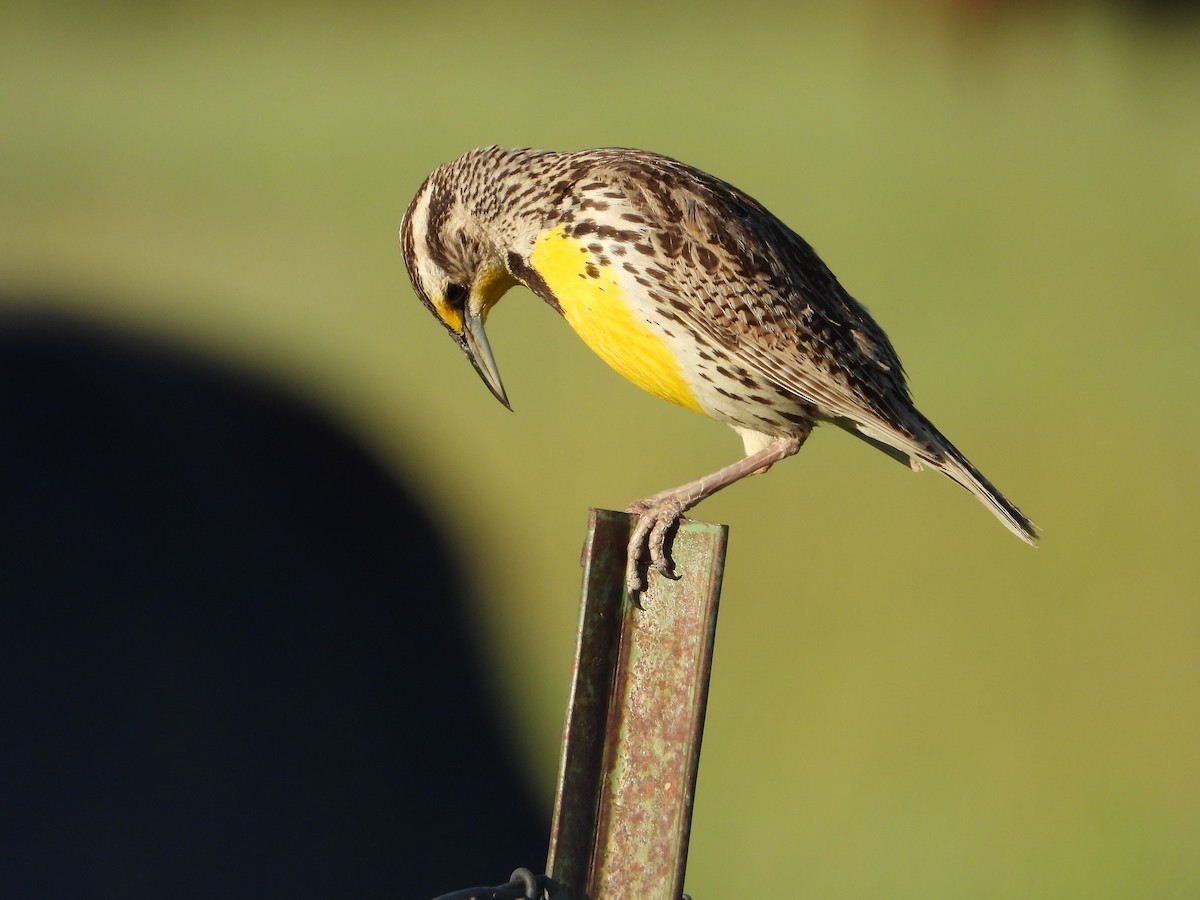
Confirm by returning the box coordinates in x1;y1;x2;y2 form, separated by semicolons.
934;442;1039;546
835;412;1039;546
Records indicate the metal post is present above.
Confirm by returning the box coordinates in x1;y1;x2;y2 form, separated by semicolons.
546;508;728;900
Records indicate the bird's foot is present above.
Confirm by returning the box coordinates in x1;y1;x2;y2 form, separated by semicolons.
619;436;805;598
624;496;688;597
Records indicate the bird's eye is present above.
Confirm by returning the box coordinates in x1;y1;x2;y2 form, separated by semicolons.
445;282;468;308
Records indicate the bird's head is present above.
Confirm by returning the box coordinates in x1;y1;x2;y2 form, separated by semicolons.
400;160;519;409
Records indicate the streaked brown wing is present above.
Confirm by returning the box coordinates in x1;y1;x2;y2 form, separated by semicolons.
583;152;925;447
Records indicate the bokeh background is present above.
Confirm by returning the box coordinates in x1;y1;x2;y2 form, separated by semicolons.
3;0;1198;897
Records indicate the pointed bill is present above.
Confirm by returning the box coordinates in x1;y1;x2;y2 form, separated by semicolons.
462;310;511;410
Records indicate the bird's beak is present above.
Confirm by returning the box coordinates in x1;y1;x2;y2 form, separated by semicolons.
462;309;511;410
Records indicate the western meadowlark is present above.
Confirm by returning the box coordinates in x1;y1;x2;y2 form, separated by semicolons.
400;147;1037;594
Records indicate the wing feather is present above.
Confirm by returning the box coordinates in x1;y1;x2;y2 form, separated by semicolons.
577;152;936;460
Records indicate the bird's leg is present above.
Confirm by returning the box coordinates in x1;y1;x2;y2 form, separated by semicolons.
625;436;804;596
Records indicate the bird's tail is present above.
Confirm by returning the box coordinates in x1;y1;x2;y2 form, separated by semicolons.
935;447;1038;546
839;411;1039;546
917;414;1039;547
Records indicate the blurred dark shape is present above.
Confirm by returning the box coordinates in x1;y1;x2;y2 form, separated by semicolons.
1128;0;1200;15
946;0;1200;17
0;303;546;899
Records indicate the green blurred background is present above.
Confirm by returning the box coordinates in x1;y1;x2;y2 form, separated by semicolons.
3;0;1198;896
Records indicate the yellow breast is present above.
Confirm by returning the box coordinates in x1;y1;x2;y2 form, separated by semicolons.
529;225;701;413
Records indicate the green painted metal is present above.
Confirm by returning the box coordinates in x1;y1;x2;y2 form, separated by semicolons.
547;508;728;900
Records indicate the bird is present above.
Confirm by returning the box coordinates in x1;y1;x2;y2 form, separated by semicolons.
399;147;1037;595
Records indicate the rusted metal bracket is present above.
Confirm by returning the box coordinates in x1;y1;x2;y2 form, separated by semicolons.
546;508;728;900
